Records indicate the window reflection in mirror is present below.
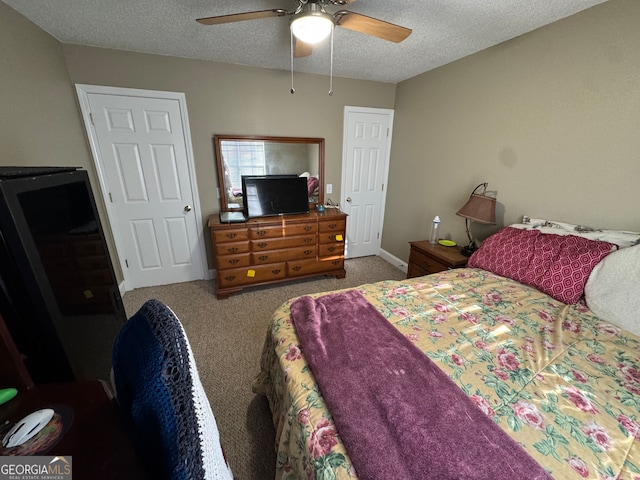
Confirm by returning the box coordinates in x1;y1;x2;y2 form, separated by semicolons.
214;135;324;212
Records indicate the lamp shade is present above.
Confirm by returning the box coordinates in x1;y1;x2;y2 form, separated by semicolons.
456;193;496;225
290;11;334;44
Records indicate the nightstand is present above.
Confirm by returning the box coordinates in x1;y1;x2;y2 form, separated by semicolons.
407;241;468;278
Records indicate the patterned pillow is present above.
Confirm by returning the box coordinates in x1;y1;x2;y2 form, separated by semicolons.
467;227;539;285
468;227;613;304
306;176;320;196
524;233;614;304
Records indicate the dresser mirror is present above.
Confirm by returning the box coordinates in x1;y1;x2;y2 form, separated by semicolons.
214;135;325;212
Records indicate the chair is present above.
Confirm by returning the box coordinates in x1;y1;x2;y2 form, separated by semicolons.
112;299;233;480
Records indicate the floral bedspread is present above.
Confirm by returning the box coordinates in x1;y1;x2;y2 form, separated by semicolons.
252;268;640;480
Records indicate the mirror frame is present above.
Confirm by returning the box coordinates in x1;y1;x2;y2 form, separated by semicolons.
214;134;325;213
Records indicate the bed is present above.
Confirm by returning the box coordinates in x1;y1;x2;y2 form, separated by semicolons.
253;218;640;480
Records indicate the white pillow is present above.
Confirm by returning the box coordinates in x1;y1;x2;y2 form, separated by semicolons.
584;245;640;336
512;215;640;249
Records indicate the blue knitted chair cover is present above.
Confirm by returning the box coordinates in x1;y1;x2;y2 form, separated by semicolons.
112;299;232;480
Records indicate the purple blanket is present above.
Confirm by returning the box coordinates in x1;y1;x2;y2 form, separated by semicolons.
290;290;552;480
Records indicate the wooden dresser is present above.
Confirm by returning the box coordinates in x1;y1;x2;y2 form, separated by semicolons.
208;210;347;299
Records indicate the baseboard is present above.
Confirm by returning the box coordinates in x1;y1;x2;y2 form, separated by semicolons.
378;249;408;274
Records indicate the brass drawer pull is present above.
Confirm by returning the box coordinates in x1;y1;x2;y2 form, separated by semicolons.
211;213;346;296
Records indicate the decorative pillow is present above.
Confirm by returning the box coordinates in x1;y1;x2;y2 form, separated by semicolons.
468;227;613;304
510;215;640;249
467;227;539;285
585;245;640;336
307;176;319;196
523;233;614;304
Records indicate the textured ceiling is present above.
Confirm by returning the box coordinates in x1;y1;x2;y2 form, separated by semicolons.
3;0;608;83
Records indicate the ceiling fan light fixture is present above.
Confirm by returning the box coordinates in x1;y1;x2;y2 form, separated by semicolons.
290;11;334;44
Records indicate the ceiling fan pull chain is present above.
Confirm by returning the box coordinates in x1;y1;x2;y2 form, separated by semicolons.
290;30;296;94
328;26;334;96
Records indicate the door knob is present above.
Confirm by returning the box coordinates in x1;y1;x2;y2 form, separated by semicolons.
184;205;192;212
346;197;352;203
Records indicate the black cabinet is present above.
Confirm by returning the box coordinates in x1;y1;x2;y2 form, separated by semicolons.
0;167;125;384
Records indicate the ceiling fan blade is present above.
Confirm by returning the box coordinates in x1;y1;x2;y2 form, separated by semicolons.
197;9;289;26
327;0;357;5
334;11;411;43
294;39;313;58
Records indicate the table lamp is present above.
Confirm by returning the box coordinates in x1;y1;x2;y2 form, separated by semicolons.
456;182;496;257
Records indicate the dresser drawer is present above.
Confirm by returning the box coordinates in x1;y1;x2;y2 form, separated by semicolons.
212;228;250;243
71;239;106;257
250;223;316;239
45;269;83;287
217;263;286;288
319;219;346;233
407;263;432;279
216;252;251;270
39;256;77;272
53;286;114;314
76;255;110;271
319;231;346;244
81;268;115;285
319;243;345;258
252;246;316;265
36;241;72;259
408;248;448;275
288;257;345;277
208;212;347;299
215;241;250;256
252;235;316;251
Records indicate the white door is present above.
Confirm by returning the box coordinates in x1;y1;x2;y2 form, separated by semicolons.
341;107;394;258
76;85;206;290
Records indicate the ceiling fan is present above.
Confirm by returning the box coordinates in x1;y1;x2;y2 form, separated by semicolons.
196;0;412;58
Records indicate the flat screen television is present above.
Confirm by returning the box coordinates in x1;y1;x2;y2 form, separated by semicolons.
242;175;310;218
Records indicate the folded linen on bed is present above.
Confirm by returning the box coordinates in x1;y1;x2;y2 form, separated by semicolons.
290;290;553;480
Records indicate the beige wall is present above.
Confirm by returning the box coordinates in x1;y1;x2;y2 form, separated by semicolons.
0;0;395;276
62;45;396;270
0;3;91;172
384;0;640;262
4;0;639;275
0;2;123;277
61;45;396;215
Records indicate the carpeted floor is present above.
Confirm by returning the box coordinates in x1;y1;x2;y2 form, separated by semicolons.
122;255;405;480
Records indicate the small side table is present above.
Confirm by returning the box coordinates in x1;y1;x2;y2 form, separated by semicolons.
407;241;468;278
